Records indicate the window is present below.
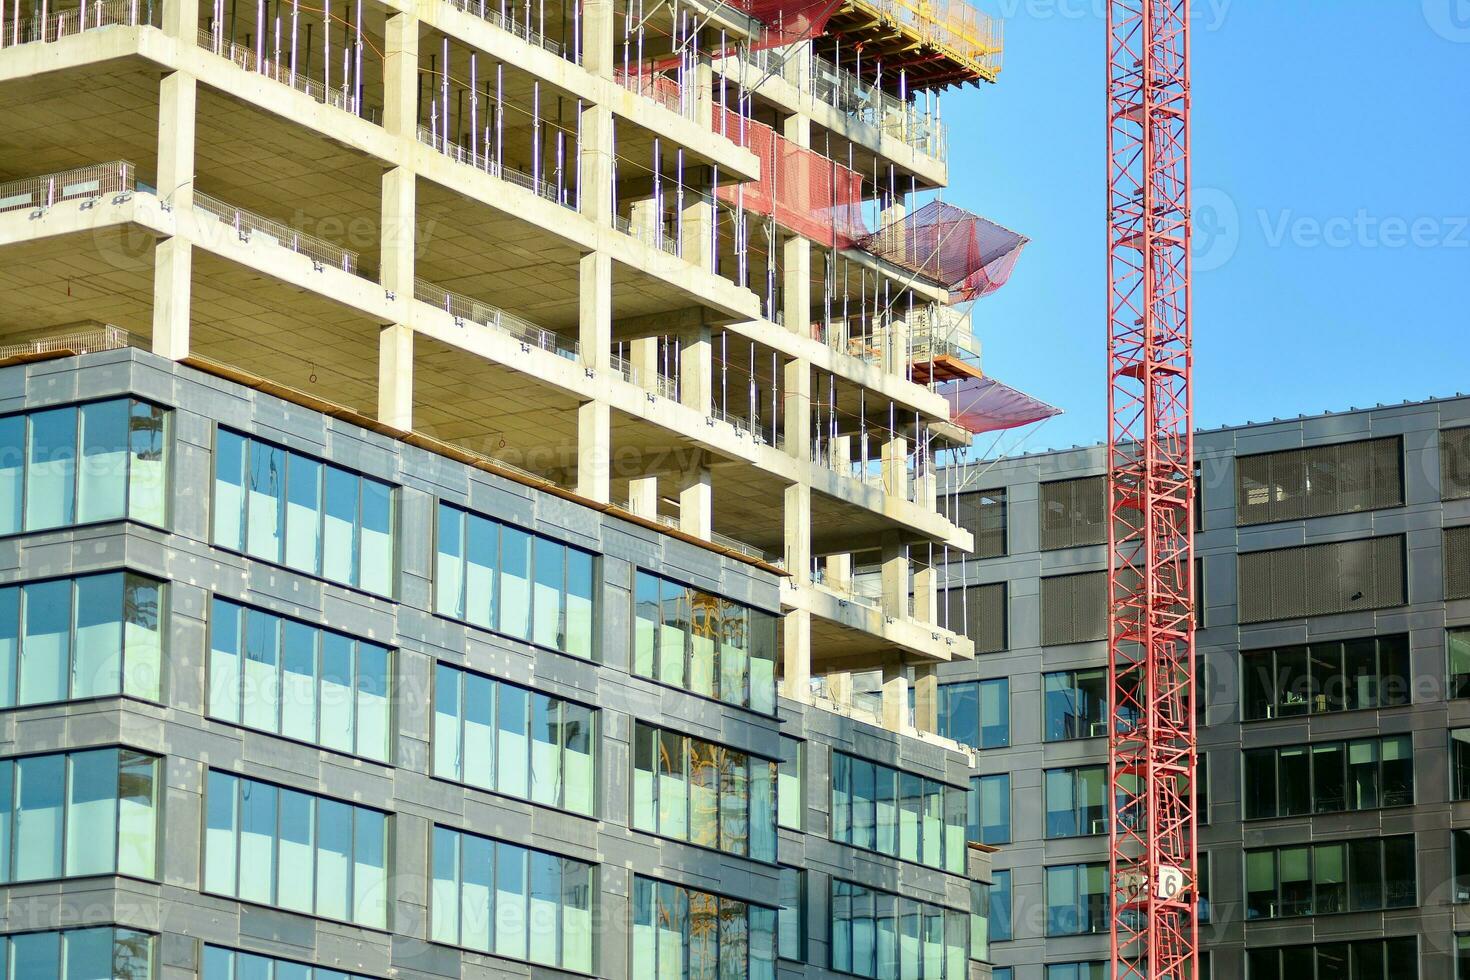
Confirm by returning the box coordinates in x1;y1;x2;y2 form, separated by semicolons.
1444;428;1470;501
831;751;966;873
988;870;1011;943
1197;852;1211;923
941;583;1007;653
1046;965;1107;980
203;770;387;928
995;971;1013;980
1247;937;1417;980
632;569;777;711
0;927;155;979
1450;526;1470;601
936;679;1009;749
1195;754;1210;826
1238;536;1407;623
633;723;776;862
0;748;158;883
1043;668;1111;741
969;881;989;963
830;878;967;979
429;825;593;971
1246;834;1415;919
1240;635;1411;720
633;875;775;980
203;945;374;979
777;737;803;830
432;662;595;815
1041;571;1108;645
1450;729;1470;800
968;773;1010;845
778;866;805;962
1243;735;1413;819
0;398;168;535
1044;766;1111;838
1236;437;1404;526
435;502;597;659
0;571;164;708
207;598;390;762
945;490;1007;558
1040;476;1108;550
1045;863;1108;936
1451;628;1470;698
214;429;394;595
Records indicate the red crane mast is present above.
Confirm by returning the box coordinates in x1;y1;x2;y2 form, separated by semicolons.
1106;0;1196;978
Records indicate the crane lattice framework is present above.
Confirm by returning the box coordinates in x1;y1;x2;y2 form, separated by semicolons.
1106;0;1196;978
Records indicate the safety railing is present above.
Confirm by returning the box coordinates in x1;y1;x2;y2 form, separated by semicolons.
808;56;947;161
438;0;574;62
414;279;579;361
0;161;135;214
611;212;683;258
848;0;1003;78
416;126;577;211
609;352;680;401
192;191;359;274
0;324;132;360
0;0;155;46
615;70;695;120
197;28;382;122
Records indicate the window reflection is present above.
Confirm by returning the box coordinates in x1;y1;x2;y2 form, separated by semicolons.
830;878;966;979
632;875;775;980
3;928;155;980
831;751;966;873
633;723;776;862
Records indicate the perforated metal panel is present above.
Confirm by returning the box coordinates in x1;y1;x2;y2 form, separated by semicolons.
943;583;1007;653
1443;428;1470;501
946;490;1007;558
1238;536;1407;624
1039;477;1108;551
1235;437;1404;526
1041;571;1108;645
1448;526;1470;601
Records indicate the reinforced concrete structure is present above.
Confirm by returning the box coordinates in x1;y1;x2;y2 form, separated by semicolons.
931;396;1470;980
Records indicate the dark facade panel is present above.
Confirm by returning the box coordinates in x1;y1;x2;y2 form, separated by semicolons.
946;490;1008;558
1041;571;1107;646
943;582;1007;653
1238;536;1406;624
1235;436;1404;526
1449;526;1470;601
1039;476;1107;551
1444;427;1470;501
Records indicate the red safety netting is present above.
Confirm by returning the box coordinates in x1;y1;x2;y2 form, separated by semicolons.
857;199;1027;300
731;0;843;48
714;108;868;248
943;375;1060;434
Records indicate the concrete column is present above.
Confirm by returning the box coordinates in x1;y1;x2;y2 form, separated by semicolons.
381;167;415;300
382;12;419;139
151;237;191;360
157;71;195;212
579;251;612;373
581;0;615;78
783;359;810;462
913;563;937;627
679;331;712;417
678;464;712;539
887;315;910;375
681;199;715;272
781;41;813;93
823;553;851;592
630;337;659;391
782;608;811;701
784;482;811;582
576;400;610;502
627;475;658;516
880;534;910;620
629;198;658;242
882;433;909;500
912;664;938;733
825;670;852;706
579;105;614;225
881;663;910;732
377;323;413;429
782;234;811;335
162;0;198;40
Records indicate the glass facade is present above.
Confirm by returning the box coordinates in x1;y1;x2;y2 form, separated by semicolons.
1045;965;1107;980
214;429;394;595
1245;834;1416;919
203;771;388;929
632;723;777;862
778;737;803;829
1452;627;1470;698
632;569;777;713
207;598;391;762
829;878;968;979
1243;735;1414;819
778;866;805;962
430;825;594;971
1044;863;1108;936
432;661;596;814
1044;766;1113;838
203;946;373;980
1043;668;1111;741
988;871;1011;943
1246;937;1417;980
632;875;776;980
0;571;164;707
935;679;1009;749
435;501;596;658
830;751;966;873
0;748;158;883
967;773;1010;845
0;927;155;979
1240;635;1411;720
0;398;168;534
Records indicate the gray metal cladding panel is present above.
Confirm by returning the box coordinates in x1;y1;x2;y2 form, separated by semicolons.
942;582;1007;654
1235;436;1405;527
1237;535;1407;624
1040;571;1108;646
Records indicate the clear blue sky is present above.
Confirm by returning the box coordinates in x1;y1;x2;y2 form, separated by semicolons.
938;0;1470;453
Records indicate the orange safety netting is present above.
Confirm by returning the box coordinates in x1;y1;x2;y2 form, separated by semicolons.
856;199;1026;300
714;108;868;248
